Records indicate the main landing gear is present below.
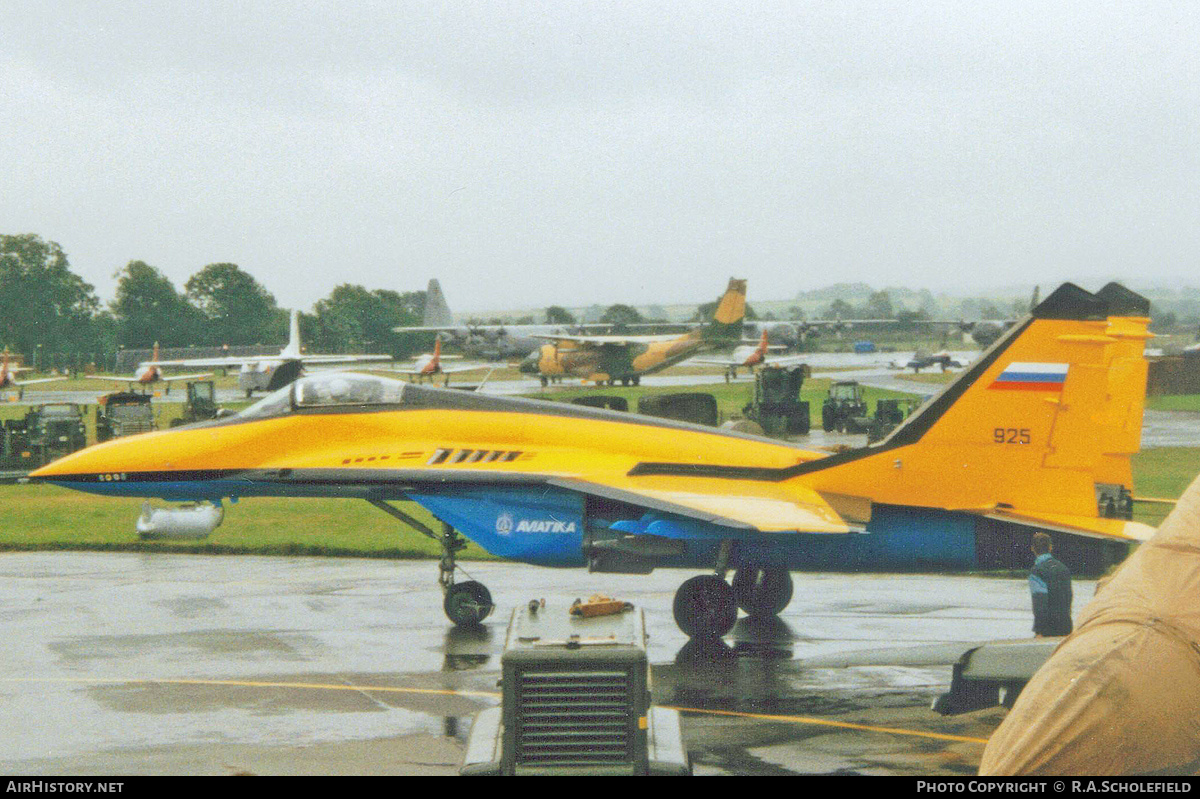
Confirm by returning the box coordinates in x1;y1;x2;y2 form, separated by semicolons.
671;543;794;638
368;500;495;627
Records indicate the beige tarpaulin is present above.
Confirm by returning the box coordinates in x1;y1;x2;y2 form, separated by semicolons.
980;472;1200;775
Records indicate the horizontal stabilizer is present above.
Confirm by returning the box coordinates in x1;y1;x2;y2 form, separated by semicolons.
548;475;851;533
984;508;1154;542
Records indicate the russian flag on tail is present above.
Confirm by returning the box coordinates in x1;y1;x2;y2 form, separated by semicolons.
988;362;1069;391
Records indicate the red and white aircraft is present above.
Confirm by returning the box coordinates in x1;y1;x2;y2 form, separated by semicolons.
0;350;66;399
387;338;493;385
85;343;213;394
692;330;808;380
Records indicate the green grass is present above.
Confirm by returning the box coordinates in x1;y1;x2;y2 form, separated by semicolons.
1146;394;1200;412
0;486;498;560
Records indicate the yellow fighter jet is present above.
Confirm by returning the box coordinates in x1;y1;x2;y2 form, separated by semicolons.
31;283;1154;637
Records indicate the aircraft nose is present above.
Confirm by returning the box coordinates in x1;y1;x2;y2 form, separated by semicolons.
518;353;539;373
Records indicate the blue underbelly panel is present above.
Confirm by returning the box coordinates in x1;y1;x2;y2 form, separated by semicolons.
407;487;587;566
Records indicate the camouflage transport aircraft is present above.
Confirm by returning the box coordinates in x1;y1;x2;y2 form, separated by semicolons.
32;283;1153;638
518;278;748;386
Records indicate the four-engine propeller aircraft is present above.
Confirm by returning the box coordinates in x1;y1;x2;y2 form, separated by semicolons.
0;350;66;399
692;329;809;380
518;278;747;386
142;310;391;396
84;343;213;394
31;282;1155;639
393;279;608;361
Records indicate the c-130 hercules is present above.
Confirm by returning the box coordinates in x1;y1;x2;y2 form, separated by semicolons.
33;282;1153;638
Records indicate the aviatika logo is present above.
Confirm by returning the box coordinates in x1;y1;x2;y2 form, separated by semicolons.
515;518;577;534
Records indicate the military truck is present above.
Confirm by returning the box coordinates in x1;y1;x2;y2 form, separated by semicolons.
461;604;689;776
1;403;87;469
95;392;156;442
742;364;810;437
821;380;869;433
169;380;220;427
27;403;87;462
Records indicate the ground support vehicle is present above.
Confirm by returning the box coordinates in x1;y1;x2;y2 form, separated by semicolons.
461;604;690;776
742;365;810;437
169;381;220;427
1;403;87;469
821;380;869;432
95;392;156;442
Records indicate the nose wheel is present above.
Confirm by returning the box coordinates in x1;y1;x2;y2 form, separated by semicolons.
443;580;494;626
438;521;494;626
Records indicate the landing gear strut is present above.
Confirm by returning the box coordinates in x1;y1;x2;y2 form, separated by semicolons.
368;500;495;627
438;521;493;626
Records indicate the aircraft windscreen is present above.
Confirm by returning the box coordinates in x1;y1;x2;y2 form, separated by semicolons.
238;373;406;419
294;373;405;408
239;384;292;419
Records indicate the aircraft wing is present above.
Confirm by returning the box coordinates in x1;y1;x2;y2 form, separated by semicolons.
548;474;853;533
763;354;810;368
14;376;67;386
530;333;682;346
690;356;739;367
145;356;255;368
297;354;392;364
83;374;138;382
385;362;493;376
145;354;391;368
158;372;215;382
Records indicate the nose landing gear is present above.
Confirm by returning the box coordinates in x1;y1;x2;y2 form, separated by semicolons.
369;499;495;627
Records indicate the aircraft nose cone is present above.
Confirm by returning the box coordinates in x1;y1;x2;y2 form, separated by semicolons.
518;353;539;374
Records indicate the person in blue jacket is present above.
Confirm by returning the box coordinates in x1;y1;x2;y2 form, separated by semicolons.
1029;532;1073;637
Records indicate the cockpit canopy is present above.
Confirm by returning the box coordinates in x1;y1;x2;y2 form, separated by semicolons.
240;372;407;419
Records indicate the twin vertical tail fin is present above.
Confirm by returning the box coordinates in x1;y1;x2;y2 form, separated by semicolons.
813;283;1155;542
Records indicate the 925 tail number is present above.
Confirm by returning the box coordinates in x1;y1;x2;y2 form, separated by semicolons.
994;427;1030;444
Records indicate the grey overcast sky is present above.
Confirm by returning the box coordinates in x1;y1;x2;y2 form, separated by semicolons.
2;1;1197;313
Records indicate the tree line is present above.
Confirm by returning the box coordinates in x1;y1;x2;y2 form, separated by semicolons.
0;233;430;368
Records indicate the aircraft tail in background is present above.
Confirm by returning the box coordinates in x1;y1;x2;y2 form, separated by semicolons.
280;309;302;358
423;279;455;328
700;278;747;341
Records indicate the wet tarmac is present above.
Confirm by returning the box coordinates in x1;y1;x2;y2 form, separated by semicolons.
0;551;1091;776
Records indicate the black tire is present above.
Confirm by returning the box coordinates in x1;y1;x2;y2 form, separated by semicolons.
731;566;794;617
821;406;834;432
632;376;640;386
540;377;548;387
443;581;494;626
672;575;737;638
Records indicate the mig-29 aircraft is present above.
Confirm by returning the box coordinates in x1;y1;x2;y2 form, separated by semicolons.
31;283;1154;638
